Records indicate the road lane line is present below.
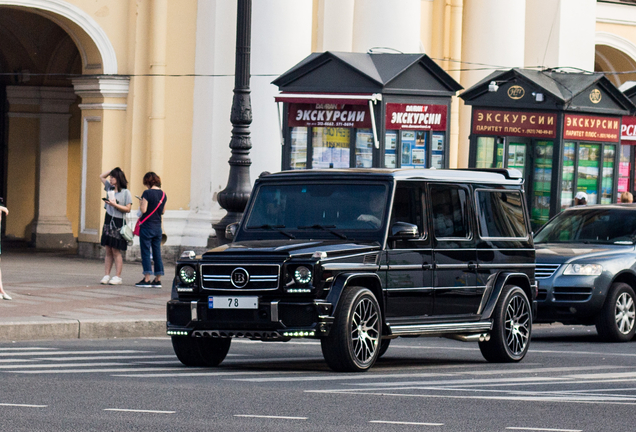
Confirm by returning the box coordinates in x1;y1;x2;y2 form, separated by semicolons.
104;408;175;414
112;370;306;378
506;428;581;432
370;420;443;426
41;355;175;361
234;414;307;420
230;372;456;383
0;350;149;357
0;403;47;408
0;362;126;369
0;348;55;352
10;367;188;374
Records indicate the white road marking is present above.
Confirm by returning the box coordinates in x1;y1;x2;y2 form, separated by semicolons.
0;362;126;369
9;367;188;374
112;370;306;378
370;420;443;426
230;372;455;383
506;428;582;432
234;414;307;420
41;355;175;361
0;403;47;408
104;408;175;414
0;350;149;357
0;347;55;352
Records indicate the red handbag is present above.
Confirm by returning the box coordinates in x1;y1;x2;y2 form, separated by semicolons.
134;191;165;236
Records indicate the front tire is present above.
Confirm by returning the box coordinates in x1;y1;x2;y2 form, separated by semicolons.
479;285;531;363
595;282;636;342
172;336;231;367
321;287;382;372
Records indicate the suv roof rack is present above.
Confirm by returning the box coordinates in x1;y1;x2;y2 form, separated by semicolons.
458;168;523;180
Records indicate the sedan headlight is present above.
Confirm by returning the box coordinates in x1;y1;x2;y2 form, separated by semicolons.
563;263;603;276
179;265;197;284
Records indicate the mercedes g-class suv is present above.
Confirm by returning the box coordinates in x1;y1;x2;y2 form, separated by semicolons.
167;168;537;372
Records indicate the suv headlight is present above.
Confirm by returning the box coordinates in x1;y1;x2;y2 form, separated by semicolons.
179;265;197;284
563;263;602;276
293;266;312;285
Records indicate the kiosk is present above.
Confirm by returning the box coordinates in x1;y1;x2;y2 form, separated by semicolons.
461;68;634;228
619;84;636;200
273;52;462;170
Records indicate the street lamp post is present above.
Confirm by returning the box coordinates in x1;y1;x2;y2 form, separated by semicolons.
212;0;253;244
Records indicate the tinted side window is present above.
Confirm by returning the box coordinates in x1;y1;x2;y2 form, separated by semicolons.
430;185;469;239
476;190;527;238
389;183;427;248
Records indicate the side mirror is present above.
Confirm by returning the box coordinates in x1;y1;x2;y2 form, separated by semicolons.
389;222;419;239
225;222;239;241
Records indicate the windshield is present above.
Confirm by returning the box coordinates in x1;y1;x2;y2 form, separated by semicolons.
239;182;389;241
534;208;636;244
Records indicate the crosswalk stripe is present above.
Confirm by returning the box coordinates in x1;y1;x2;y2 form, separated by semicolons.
0;350;149;357
0;362;127;369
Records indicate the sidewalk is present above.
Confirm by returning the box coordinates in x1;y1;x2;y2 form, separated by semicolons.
0;249;173;341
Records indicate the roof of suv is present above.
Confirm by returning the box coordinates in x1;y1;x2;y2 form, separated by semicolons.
258;168;524;185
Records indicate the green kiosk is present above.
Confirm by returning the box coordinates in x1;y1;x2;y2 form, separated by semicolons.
461;68;634;229
273;52;462;171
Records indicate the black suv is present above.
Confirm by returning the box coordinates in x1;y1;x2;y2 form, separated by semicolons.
167;169;537;372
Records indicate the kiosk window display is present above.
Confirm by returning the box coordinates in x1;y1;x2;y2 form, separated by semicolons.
462;69;633;229
273;52;461;171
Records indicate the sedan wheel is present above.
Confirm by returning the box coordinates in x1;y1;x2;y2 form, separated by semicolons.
596;282;636;342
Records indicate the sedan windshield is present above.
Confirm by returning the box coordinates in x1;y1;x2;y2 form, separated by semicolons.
241;182;389;240
534;208;636;244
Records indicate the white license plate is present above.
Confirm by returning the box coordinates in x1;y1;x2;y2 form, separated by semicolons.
208;296;258;309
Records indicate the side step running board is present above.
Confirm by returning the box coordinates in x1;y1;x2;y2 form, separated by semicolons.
388;321;492;336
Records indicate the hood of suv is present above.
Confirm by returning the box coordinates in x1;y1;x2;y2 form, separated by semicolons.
536;243;634;264
203;239;381;259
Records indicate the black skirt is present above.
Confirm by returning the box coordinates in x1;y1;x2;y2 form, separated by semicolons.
101;213;128;251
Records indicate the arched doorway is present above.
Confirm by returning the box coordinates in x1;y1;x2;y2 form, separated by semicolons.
0;2;126;250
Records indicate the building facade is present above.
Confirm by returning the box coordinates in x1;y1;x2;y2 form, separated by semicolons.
0;0;635;257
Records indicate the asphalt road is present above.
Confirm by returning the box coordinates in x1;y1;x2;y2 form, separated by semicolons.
0;325;635;432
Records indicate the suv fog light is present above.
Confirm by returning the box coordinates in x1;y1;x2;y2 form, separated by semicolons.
179;265;197;284
563;263;602;276
293;266;312;284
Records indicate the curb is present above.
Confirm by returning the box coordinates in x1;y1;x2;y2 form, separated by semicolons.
0;319;166;342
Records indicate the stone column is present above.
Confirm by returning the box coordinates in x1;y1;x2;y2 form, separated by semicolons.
352;0;421;53
525;0;596;71
458;0;527;168
72;76;130;256
6;87;78;248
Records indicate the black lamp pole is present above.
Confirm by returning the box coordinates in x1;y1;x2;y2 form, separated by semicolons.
213;0;253;244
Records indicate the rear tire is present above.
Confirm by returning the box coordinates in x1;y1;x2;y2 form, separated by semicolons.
321;287;382;372
479;285;531;363
172;336;231;367
595;282;636;342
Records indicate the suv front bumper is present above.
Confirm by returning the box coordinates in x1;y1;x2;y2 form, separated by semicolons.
166;298;334;338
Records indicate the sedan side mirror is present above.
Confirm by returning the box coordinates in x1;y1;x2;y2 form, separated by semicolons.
225;222;239;241
389;222;419;239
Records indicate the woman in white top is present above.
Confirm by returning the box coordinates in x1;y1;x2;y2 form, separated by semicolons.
99;167;132;285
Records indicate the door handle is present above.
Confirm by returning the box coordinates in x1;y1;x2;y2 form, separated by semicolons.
467;262;477;270
422;263;432;270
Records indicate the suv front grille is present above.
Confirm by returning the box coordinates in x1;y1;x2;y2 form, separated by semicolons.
201;264;280;290
535;263;560;279
553;286;593;302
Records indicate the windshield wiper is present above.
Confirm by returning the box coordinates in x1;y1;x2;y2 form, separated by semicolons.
251;224;295;239
298;224;348;240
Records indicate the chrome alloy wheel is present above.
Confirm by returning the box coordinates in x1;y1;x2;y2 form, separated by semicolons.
615;291;636;335
350;297;380;365
505;294;530;355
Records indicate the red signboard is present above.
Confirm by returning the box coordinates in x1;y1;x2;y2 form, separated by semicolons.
563;114;620;143
621;116;636;144
385;103;447;131
472;109;557;138
288;103;371;128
